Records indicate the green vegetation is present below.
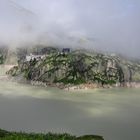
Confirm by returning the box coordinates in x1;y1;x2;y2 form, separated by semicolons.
0;129;104;140
0;46;8;64
0;55;4;64
7;48;140;87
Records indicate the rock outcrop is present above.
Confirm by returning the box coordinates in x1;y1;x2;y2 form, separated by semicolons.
7;49;140;89
0;46;8;64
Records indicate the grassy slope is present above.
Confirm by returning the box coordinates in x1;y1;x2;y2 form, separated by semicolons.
0;129;104;140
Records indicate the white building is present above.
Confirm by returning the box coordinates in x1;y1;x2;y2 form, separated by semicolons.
25;53;46;61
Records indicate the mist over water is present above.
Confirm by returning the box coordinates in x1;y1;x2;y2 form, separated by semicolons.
0;78;140;140
0;66;140;140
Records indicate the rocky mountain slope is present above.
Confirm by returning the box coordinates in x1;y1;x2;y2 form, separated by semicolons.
0;46;8;64
7;48;140;88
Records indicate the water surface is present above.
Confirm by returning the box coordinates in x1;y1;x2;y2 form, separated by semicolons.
0;66;140;140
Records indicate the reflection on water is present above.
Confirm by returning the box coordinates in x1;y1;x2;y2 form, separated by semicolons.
0;66;140;140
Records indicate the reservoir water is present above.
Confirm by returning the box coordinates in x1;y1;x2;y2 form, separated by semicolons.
0;65;140;140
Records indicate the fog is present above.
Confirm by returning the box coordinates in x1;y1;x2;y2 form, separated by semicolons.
0;62;140;140
0;0;140;57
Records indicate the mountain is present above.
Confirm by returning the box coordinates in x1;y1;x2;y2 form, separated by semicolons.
0;46;8;64
7;47;140;89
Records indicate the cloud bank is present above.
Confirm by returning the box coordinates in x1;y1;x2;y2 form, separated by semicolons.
0;0;140;58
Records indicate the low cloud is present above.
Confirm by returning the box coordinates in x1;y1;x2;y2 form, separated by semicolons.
0;0;140;58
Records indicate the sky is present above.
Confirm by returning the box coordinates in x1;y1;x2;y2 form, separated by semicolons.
0;0;140;58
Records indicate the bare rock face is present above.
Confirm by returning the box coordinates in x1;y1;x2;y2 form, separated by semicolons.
7;49;140;88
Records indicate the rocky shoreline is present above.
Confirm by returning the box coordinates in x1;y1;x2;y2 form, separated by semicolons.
30;79;140;91
1;72;140;91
